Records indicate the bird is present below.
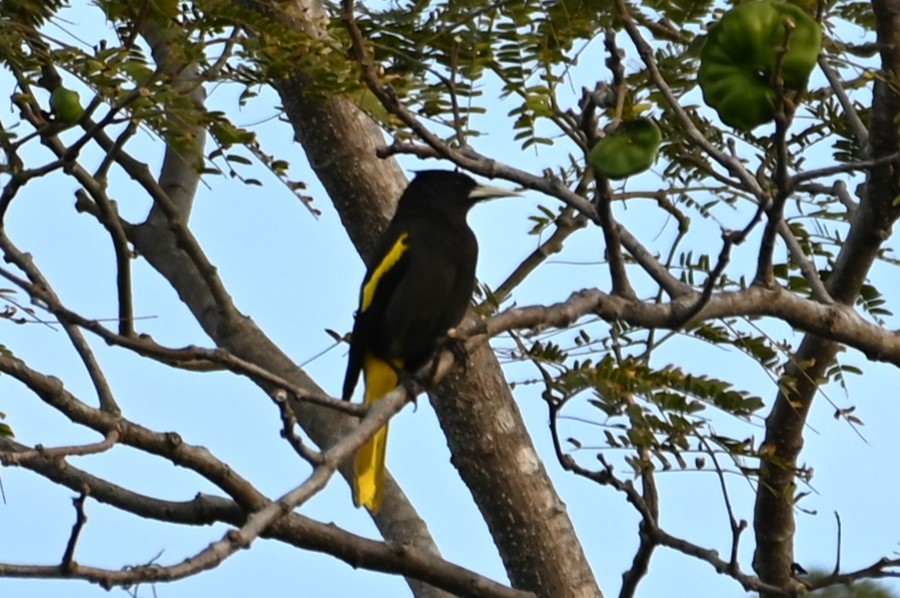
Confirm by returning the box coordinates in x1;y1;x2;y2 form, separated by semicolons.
342;169;518;513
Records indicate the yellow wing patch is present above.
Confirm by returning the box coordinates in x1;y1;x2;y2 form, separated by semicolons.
361;232;409;312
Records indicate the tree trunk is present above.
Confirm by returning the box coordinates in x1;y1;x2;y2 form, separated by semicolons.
753;0;900;591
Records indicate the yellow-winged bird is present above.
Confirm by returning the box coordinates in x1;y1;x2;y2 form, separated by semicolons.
342;170;517;513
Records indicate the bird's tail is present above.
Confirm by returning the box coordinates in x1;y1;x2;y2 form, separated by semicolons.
354;354;402;513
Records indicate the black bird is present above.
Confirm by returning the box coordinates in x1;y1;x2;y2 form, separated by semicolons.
342;170;517;512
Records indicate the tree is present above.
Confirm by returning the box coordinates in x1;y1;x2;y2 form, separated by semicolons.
1;0;898;596
806;570;897;598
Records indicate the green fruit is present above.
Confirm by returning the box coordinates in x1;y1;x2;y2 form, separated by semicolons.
698;0;822;131
589;118;662;180
50;87;83;124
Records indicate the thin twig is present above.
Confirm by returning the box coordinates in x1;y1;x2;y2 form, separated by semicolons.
274;390;323;465
0;230;121;414
832;511;842;576
490;206;588;302
619;410;660;597
436;43;467;147
700;436;747;571
0;430;120;466
61;491;89;572
670;231;736;328
817;56;869;153
594;177;635;298
790;152;900;185
755;20;795;287
77;185;135;337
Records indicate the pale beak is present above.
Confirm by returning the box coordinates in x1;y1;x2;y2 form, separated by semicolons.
468;183;520;201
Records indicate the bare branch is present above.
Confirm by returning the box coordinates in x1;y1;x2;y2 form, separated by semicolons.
20;386;414;589
0;409;529;598
699;437;746;572
594;178;635;298
806;556;900;591
618;423;659;597
795;180;858;216
832;511;842;576
670;231;737;329
85;116;140;336
0;430;119;465
791;153;900;185
274;389;324;465
546;431;782;594
465;286;900;367
818;56;869;153
0;352;270;508
0;263;364;417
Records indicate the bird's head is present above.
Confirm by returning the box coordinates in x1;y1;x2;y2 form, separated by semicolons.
398;170;519;217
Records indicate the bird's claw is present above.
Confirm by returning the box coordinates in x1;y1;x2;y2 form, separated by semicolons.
444;337;469;373
399;371;423;412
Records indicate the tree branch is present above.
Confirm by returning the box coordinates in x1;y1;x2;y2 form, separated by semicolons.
817;56;869;153
377;142;691;299
467;287;900;367
0;405;529;598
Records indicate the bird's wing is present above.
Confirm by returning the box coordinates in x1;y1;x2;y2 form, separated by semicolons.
341;229;412;401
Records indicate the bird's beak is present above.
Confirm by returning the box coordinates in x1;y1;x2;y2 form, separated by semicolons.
468;183;520;201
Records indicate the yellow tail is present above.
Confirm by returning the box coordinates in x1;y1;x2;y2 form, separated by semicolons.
353;354;402;513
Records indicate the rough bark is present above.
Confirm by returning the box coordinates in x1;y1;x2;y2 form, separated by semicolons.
752;0;900;591
433;338;600;598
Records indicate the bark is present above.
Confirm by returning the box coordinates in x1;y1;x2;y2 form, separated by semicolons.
433;338;600;598
752;0;900;591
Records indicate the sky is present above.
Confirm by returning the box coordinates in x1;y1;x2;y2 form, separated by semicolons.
1;2;898;598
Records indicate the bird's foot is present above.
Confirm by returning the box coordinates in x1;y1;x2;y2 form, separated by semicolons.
398;370;424;412
441;335;469;373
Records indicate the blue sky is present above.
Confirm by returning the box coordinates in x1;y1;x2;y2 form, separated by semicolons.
1;2;898;597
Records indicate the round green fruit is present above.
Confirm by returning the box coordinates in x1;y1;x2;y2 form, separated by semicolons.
50;87;83;124
589;118;662;180
698;0;822;131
